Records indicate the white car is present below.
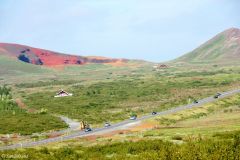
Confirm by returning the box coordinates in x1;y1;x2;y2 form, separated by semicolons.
104;122;111;127
130;116;137;120
84;128;92;132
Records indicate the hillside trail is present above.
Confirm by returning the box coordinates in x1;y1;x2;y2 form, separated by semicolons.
15;98;37;113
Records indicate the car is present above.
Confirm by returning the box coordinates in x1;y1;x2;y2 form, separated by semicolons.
152;112;157;115
214;93;221;99
84;128;92;132
104;122;111;127
130;116;137;120
194;100;199;104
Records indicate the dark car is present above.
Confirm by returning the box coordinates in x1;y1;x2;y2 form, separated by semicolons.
85;128;92;132
152;112;157;115
194;100;199;104
214;93;221;99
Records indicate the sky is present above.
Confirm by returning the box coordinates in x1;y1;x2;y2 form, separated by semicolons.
0;0;239;62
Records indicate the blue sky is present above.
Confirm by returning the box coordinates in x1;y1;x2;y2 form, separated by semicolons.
0;0;239;62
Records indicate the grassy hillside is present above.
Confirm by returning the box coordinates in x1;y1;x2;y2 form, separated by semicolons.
0;55;51;75
174;28;240;64
0;53;152;86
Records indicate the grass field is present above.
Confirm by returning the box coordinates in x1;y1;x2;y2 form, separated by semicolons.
0;112;67;136
1;57;240;160
139;94;240;141
0;86;67;136
22;67;240;126
38;93;240;149
0;132;239;160
1;63;240;135
0;55;51;76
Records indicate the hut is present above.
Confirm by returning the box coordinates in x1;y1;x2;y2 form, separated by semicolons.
54;89;73;98
153;64;168;70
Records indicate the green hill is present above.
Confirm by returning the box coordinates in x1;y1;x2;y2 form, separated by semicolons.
0;55;51;77
175;28;240;64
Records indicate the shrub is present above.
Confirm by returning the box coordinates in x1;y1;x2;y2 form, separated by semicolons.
172;135;183;140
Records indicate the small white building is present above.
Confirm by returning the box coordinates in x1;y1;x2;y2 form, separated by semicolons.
54;89;73;98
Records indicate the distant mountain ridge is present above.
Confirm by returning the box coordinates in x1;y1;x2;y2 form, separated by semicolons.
0;43;127;66
175;28;240;64
1;27;240;68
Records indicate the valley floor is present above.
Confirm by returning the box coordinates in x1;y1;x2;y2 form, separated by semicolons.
1;63;240;159
1;94;240;159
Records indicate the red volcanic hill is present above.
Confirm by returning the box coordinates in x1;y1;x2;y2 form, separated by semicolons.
0;43;127;66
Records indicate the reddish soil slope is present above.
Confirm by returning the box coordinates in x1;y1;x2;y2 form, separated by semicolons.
0;43;127;66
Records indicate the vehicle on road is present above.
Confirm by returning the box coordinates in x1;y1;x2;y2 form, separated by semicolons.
104;122;111;127
214;93;221;99
1;88;240;150
130;115;137;120
194;100;199;104
152;111;157;115
84;128;92;132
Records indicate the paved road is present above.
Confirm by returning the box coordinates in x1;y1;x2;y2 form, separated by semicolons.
1;88;240;150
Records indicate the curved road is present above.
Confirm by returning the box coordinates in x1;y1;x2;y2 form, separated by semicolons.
1;88;240;150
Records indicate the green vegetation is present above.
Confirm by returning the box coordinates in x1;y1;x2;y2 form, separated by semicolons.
0;55;51;76
24;69;240;125
24;94;239;160
1;49;240;159
189;35;226;61
0;85;15;110
0;85;67;135
132;93;240;143
1;135;239;160
175;34;222;62
15;80;80;88
0;112;67;135
1;29;240;159
175;31;239;64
